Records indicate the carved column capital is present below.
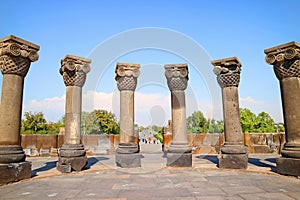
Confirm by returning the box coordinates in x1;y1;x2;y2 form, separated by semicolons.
264;41;300;80
60;55;91;87
0;35;40;77
165;64;189;91
212;57;242;88
115;62;140;91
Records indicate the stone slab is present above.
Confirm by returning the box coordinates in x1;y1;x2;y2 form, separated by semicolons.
167;152;192;167
276;157;300;176
218;153;248;169
0;161;31;185
115;153;141;168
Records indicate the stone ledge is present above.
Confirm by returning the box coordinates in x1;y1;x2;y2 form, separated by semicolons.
0;161;31;185
276;157;300;176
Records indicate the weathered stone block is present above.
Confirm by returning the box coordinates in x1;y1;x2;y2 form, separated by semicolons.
218;153;248;169
115;153;141;168
57;156;87;172
167;152;192;167
0;161;31;185
276;157;300;176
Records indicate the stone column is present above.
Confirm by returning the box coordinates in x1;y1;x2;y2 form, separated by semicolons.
115;62;141;168
265;41;300;176
165;64;192;167
0;35;39;184
57;54;91;173
212;57;248;169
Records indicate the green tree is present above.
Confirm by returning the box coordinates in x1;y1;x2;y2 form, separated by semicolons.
81;110;119;134
152;125;162;133
240;108;278;133
240;108;258;133
139;126;145;132
21;112;47;134
256;111;275;132
208;119;224;133
186;111;209;134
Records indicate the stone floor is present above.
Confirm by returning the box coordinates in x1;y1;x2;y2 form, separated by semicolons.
0;153;299;200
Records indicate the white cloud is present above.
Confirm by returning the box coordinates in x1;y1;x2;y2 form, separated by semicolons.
23;92;283;126
23;90;172;126
23;95;65;122
240;96;264;105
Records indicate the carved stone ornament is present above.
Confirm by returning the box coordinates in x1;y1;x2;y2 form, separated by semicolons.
115;62;140;91
211;57;242;88
0;35;40;76
264;41;300;80
165;64;189;91
59;55;91;87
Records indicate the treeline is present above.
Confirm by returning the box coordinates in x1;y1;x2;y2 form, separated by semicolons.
186;108;284;134
21;110;119;135
21;108;284;135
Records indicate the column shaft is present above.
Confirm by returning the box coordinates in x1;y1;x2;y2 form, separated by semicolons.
0;35;40;184
64;86;82;145
57;54;91;173
165;64;192;167
120;90;134;144
222;86;243;144
280;77;300;144
0;75;24;145
212;56;247;169
264;41;300;176
115;62;140;168
171;90;187;144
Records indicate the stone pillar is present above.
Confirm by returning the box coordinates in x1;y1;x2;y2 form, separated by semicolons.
0;35;39;184
115;62;141;168
165;64;192;167
212;57;248;169
265;41;300;176
57;54;91;173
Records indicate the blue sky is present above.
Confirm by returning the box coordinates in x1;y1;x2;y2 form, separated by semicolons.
1;0;300;126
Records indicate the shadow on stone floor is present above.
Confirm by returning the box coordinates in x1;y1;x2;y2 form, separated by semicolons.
265;157;276;164
196;155;219;165
248;158;276;172
32;160;57;177
84;156;110;169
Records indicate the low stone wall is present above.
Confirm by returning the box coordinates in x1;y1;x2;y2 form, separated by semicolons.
163;132;285;154
21;132;285;156
244;132;285;154
21;134;138;157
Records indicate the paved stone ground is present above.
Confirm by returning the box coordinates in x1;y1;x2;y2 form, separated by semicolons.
0;153;299;200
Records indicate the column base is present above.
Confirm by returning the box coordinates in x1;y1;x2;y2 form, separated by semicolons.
281;143;300;158
115;153;141;168
219;145;248;169
0;161;31;185
57;144;87;173
277;157;300;176
167;152;192;167
167;143;192;167
0;145;26;163
115;143;141;168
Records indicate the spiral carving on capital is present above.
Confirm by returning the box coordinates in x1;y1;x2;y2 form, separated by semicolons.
212;57;241;88
60;55;91;87
164;64;189;91
264;42;300;80
0;35;40;76
115;63;140;91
